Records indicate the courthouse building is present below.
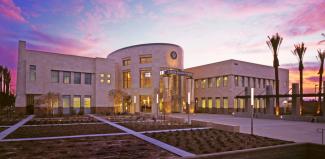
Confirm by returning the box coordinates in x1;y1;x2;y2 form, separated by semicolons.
15;41;289;116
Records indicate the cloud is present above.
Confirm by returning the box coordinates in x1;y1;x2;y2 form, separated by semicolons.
0;0;27;23
283;0;325;36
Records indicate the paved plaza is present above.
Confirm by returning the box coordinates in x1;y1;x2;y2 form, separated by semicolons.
171;113;325;144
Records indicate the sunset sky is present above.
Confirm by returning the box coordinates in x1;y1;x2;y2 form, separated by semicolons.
0;0;324;93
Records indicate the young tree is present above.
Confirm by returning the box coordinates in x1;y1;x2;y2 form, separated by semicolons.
0;65;3;93
316;49;325;115
292;42;307;115
37;92;60;116
266;33;283;116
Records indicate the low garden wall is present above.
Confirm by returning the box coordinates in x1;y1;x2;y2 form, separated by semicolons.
184;143;325;159
191;119;239;132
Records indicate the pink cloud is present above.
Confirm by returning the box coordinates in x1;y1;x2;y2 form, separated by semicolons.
0;0;27;23
284;0;325;36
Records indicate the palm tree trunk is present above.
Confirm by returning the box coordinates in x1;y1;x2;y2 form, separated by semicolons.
275;66;280;115
318;72;322;115
300;69;303;115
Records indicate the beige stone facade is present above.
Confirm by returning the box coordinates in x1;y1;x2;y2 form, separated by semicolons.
15;41;288;116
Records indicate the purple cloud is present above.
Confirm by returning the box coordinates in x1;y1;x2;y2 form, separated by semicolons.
0;0;27;23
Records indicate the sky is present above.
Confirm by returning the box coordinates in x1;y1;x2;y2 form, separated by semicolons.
0;0;324;93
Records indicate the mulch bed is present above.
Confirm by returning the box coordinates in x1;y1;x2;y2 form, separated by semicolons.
147;128;293;154
0;118;23;126
0;127;7;132
120;121;200;132
0;135;178;159
26;116;99;125
6;124;122;139
105;115;148;122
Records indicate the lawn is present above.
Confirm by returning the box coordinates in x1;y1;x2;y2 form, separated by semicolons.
0;135;178;159
6;124;122;139
26;116;99;125
120;121;201;132
147;128;293;154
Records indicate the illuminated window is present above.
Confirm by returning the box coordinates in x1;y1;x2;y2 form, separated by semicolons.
201;98;206;108
62;95;70;108
140;69;152;88
51;70;59;83
201;79;206;88
63;71;71;84
255;98;260;109
74;72;81;84
73;96;81;108
195;80;199;88
85;73;92;85
53;96;59;108
100;79;104;83
140;55;152;64
107;74;111;78
100;74;104;78
208;78;213;88
123;58;131;66
234;75;239;87
234;99;238;109
223;76;228;87
223;97;228;109
29;65;36;81
208;98;212;108
215;97;221;108
239;98;244;109
107;79;111;84
84;96;91;108
260;98;265;108
140;95;152;113
123;71;131;88
216;77;221;88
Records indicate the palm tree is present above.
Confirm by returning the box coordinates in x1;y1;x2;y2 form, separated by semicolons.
292;42;307;115
316;49;325;115
0;65;3;93
266;33;283;116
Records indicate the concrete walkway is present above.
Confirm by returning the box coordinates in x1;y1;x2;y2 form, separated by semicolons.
171;113;325;144
89;114;195;157
0;115;34;140
0;132;128;142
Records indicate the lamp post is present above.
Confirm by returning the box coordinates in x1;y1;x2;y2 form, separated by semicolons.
187;92;190;124
251;88;254;135
156;93;159;120
133;95;136;114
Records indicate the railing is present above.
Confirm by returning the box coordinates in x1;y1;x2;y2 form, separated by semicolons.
317;128;325;144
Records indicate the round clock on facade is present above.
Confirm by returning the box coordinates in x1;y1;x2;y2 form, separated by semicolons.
170;51;177;59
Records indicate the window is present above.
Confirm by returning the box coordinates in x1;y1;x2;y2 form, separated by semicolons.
85;73;92;85
107;79;111;84
258;78;261;88
247;77;250;87
239;98;244;109
140;95;152;113
84;96;91;108
140;69;152;88
73;96;81;108
51;70;59;83
253;77;256;88
29;65;36;81
242;76;245;87
123;58;131;66
263;79;266;88
140;55;152;64
100;74;104;78
234;76;239;87
100;79;104;83
260;98;265;108
255;98;260;109
123;71;132;88
223;76;228;87
74;72;81;84
63;72;71;84
195;80;199;89
201;98;206;108
216;77;221;88
62;95;70;108
201;79;206;88
223;97;228;109
208;98;212;108
208;78;213;88
234;98;238;109
215;97;221;108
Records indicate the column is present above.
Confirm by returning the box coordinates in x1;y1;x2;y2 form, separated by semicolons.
291;83;300;116
265;85;274;115
244;87;251;114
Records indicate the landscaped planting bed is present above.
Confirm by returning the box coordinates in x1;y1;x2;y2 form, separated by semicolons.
105;115;148;122
120;121;201;132
26;116;99;125
6;124;122;139
0;117;24;126
146;128;293;154
0;135;178;159
0;127;7;132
